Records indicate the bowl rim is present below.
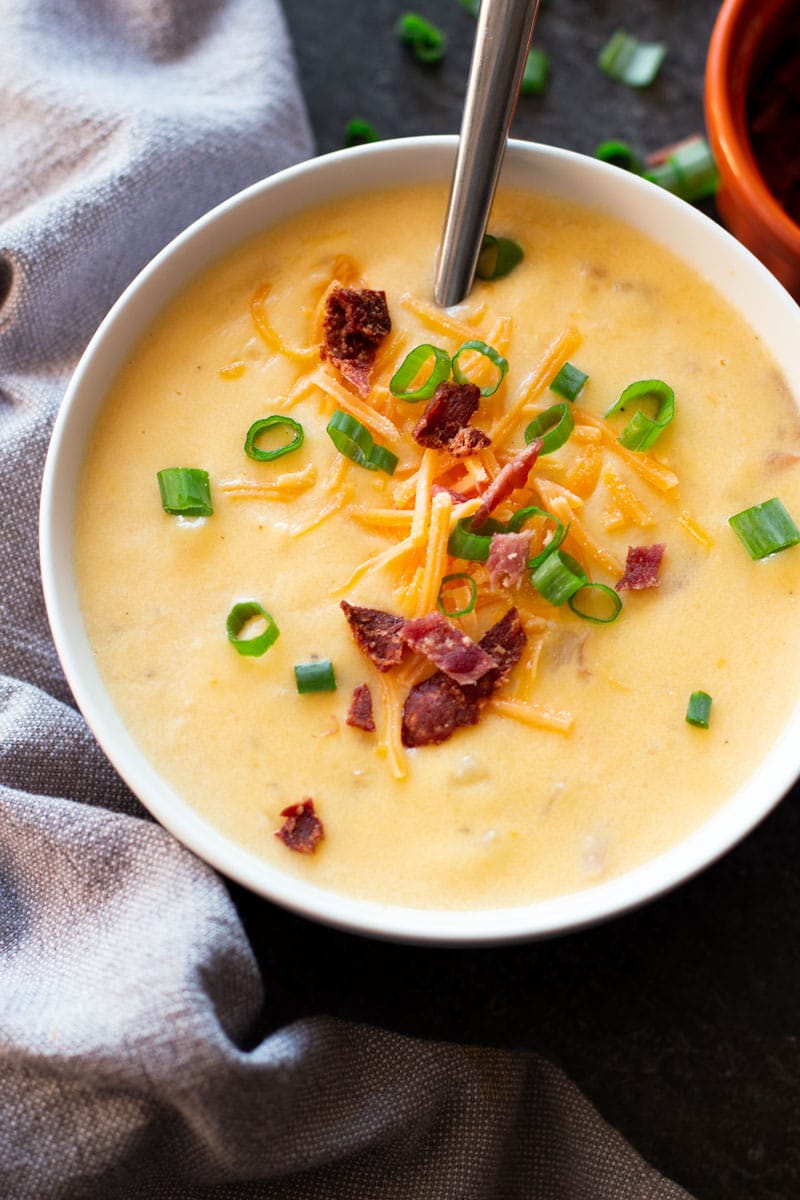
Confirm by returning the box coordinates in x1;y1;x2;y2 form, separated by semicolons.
40;133;800;945
705;0;800;260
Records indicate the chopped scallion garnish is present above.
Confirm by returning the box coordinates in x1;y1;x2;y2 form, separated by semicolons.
644;135;719;202
728;498;800;560
157;467;213;517
294;659;337;693
595;140;643;173
396;12;446;63
604;378;675;451
524;402;574;455
343;118;380;148
326;409;398;475
244;415;304;462
598;30;667;88
686;690;712;729
451;339;509;397
530;549;587;606
226;601;280;657
549;361;589;401
389;344;451;401
447;515;506;562
437;572;478;617
507;504;567;569
475;234;524;281
520;46;550;96
568;582;623;624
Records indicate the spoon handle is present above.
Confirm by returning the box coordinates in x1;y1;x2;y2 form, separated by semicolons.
433;0;541;308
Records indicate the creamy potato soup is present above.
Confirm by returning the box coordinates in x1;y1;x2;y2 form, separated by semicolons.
75;184;800;909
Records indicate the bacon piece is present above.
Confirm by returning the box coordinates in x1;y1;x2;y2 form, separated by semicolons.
346;682;376;732
321;287;391;396
401;612;497;685
401;608;527;746
431;483;470;503
275;798;324;854
471;439;543;529
468;606;528;699
401;672;481;747
412;381;490;457
340;601;407;671
486;530;533;590
615;543;666;591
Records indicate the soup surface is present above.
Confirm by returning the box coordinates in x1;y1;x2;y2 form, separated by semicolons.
75;183;800;910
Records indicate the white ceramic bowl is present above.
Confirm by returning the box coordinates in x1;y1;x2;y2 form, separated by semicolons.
40;135;800;944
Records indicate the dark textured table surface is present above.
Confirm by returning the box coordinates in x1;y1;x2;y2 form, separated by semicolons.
233;4;800;1198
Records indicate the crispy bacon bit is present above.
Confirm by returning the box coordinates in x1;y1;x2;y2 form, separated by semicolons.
471;439;543;529
486;530;533;590
412;381;490;457
401;612;497;685
321;287;391;396
275;798;324;854
401;673;481;747
346;682;376;732
431;483;470;503
340;601;407;671
401;608;527;746
615;543;666;591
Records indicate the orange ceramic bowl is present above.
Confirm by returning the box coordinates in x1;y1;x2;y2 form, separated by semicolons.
705;0;800;299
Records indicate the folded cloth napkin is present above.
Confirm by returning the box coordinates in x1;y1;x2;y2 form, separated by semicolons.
0;1;695;1196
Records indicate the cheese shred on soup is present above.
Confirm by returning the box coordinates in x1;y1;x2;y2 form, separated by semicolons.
75;184;800;910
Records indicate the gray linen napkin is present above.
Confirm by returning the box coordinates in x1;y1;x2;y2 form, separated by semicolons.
0;2;696;1196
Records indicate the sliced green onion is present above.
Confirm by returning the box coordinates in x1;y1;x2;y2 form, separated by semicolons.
475;234;524;281
244;415;304;462
451;339;509;397
157;467;213;517
343;118;380;148
531;550;587;606
604;378;675;451
644;135;719;202
728;498;800;560
686;690;712;729
395;12;446;63
595;139;643;173
507;504;567;569
598;30;667;88
437;572;478;617
520;46;550;96
568;582;623;624
389;344;451;401
294;659;337;693
549;361;589;401
326;409;398;475
524;402;574;455
447;515;506;562
226;601;280;657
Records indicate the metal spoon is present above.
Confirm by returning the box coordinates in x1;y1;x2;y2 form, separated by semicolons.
434;0;542;308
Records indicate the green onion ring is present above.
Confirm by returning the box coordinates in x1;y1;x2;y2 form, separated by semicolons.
294;659;337;693
226;601;280;657
326;409;398;475
395;12;446;63
244;415;304;462
686;690;712;729
507;504;568;569
523;402;575;455
475;234;524;280
728;497;800;559
447;515;506;562
437;572;478;617
568;582;623;624
389;344;451;401
530;549;587;606
604;378;675;451
157;467;213;517
595;139;643;173
451;339;509;397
